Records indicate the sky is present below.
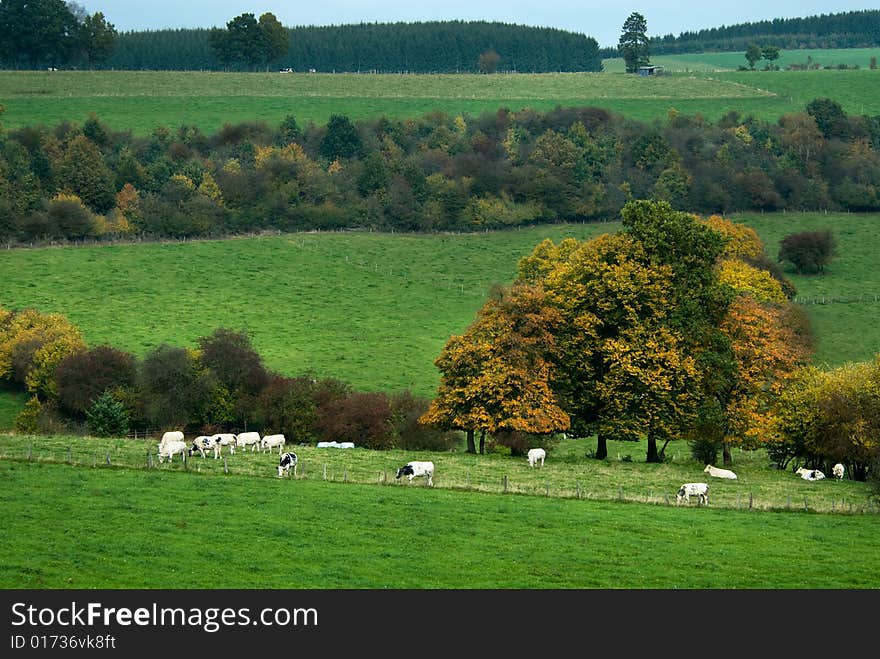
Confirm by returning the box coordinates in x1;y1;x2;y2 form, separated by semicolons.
81;1;876;49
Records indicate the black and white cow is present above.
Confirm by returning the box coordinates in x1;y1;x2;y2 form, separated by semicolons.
277;452;298;478
395;461;434;487
188;435;219;458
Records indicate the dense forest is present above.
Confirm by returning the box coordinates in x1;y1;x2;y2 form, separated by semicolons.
650;10;880;55
101;21;603;73
1;99;879;245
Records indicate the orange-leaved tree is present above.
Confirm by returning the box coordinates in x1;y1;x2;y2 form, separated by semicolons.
420;281;569;454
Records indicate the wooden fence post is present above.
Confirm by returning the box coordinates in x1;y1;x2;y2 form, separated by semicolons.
803;497;809;512
343;468;348;482
105;451;111;465
223;458;229;474
67;447;72;463
618;484;623;501
749;492;753;510
503;475;508;493
323;464;327;481
28;443;32;461
576;482;581;499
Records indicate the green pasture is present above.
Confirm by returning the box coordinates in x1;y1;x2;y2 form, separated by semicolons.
0;223;614;401
602;47;880;73
0;434;876;589
2;65;878;135
2;213;880;407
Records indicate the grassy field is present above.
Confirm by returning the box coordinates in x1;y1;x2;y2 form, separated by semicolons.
602;47;880;73
1;65;878;135
0;433;876;589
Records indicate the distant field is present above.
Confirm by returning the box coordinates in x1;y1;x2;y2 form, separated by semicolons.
2;65;878;135
1;213;879;414
0;435;877;588
602;47;880;72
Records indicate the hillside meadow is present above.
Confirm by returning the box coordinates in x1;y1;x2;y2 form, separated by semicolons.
0;433;877;589
1;212;879;418
1;65;878;135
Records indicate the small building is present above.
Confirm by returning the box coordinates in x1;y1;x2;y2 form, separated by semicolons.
637;65;664;76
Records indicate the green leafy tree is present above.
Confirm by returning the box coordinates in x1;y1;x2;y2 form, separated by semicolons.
745;43;762;70
257;12;289;70
77;11;117;67
0;0;79;68
618;12;650;73
778;230;837;274
761;45;780;68
319;114;363;161
477;49;500;73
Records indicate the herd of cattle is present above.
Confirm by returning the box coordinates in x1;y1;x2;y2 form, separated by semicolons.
155;433;847;500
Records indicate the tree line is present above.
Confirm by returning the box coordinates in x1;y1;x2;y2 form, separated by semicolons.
649;9;880;55
90;20;602;73
2;99;880;245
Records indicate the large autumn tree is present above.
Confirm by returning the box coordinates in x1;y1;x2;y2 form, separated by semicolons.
420;282;570;454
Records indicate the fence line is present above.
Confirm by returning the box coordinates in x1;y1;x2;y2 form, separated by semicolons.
2;444;877;515
793;293;880;305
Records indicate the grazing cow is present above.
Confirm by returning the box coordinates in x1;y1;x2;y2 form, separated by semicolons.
235;431;261;452
188;435;219;459
832;463;845;480
796;467;826;481
158;439;188;464
211;433;237;456
277;452;298;478
395;461;434;487
527;447;546;468
676;482;709;505
260;434;286;454
159;430;184;451
704;464;737;480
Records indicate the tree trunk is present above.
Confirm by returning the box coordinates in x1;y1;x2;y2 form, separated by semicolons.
479;430;486;455
646;433;661;463
466;429;476;454
595;434;608;460
722;440;732;466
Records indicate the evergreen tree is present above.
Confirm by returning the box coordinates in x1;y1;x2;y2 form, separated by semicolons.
619;12;650;73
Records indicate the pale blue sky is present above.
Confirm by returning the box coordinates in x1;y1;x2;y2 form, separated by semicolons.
82;1;876;48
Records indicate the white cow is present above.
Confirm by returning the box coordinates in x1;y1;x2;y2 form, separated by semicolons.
277;452;298;478
676;482;709;505
211;433;237;456
704;464;737;480
235;431;261;452
796;467;826;481
395;461;434;487
158;430;184;451
527;447;546;468
261;434;286;454
316;441;355;448
832;463;845;480
158;439;188;463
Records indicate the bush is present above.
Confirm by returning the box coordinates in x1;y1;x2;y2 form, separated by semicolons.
688;437;721;465
390;391;460;451
14;396;42;433
778;229;837;274
85;391;130;437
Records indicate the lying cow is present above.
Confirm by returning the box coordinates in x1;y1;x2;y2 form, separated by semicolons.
277;452;298;478
796;467;826;481
396;461;434;487
704;464;737;480
158;439;188;464
527;447;546;468
676;482;709;505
